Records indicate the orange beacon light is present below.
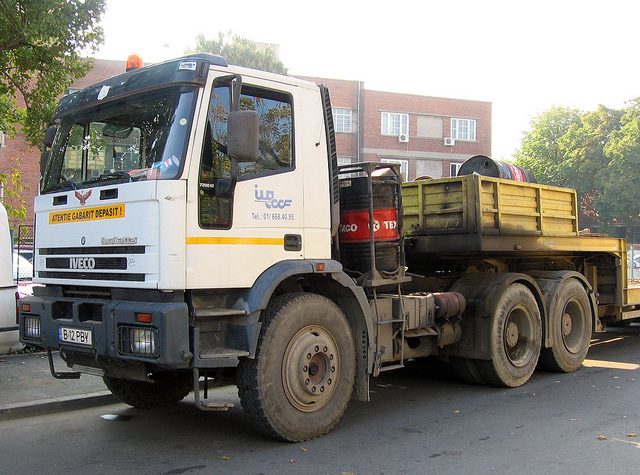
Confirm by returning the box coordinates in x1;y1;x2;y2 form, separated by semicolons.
126;54;143;71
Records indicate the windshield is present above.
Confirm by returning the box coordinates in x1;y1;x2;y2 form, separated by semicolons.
42;86;197;194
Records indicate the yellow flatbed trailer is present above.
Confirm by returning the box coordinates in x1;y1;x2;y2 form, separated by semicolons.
402;174;640;329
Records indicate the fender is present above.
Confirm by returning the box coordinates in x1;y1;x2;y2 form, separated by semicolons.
244;259;373;401
443;272;545;359
243;259;372;354
190;259;372;357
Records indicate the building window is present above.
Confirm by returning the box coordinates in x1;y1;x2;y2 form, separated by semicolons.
417;116;443;139
450;162;462;177
333;108;352;133
381;158;408;181
381;112;409;136
451;118;476;141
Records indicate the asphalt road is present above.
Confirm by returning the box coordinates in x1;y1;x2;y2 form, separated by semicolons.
1;325;640;475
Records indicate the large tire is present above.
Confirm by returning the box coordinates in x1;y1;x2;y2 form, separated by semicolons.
539;279;592;373
237;293;356;442
103;372;192;409
450;357;486;385
478;283;542;388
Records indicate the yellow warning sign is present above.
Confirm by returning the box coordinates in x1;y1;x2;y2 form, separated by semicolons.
49;204;125;224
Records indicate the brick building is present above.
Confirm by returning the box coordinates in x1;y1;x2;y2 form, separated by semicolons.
298;76;492;181
2;60;491;225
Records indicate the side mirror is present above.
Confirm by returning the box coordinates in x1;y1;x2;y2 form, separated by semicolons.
43;126;57;148
227;109;259;163
214;177;235;199
40;150;49;177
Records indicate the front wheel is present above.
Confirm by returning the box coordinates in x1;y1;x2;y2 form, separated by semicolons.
478;283;542;387
237;293;356;442
103;372;192;409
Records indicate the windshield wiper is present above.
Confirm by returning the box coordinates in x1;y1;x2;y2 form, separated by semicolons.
84;171;132;185
45;181;78;193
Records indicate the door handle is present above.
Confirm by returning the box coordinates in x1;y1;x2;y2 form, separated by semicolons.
284;234;302;251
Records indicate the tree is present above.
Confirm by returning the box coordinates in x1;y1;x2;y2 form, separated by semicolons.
560;106;621;192
514;101;640;229
0;0;106;147
598;99;640;226
0;168;25;219
514;106;583;187
187;32;288;75
0;0;105;218
558;105;623;226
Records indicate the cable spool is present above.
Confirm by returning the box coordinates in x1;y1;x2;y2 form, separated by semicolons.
458;155;536;183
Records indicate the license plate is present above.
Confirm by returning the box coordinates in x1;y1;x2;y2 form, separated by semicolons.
58;326;93;346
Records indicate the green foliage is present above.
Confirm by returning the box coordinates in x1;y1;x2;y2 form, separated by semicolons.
560;105;622;196
597;99;640;225
514;100;640;227
515;106;582;187
0;165;26;220
0;0;106;147
187;31;288;75
0;95;24;136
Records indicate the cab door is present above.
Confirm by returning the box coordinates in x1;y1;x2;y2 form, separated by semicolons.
185;72;304;289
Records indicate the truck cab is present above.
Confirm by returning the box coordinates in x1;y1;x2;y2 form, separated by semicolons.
20;55;367;441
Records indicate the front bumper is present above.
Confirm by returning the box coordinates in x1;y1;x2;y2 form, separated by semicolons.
19;294;192;370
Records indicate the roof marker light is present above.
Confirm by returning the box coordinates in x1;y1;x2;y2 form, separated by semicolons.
126;54;143;71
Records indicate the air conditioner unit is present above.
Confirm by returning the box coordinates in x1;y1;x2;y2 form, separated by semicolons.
444;137;456;146
398;133;409;143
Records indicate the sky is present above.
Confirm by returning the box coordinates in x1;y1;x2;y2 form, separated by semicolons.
92;0;640;161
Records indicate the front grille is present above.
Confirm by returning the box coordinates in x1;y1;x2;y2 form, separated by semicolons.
52;301;73;320
78;302;103;322
50;301;104;322
37;246;148;282
46;257;127;270
40;271;145;282
40;246;145;255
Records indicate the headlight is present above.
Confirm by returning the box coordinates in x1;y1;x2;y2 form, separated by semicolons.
22;316;41;340
118;325;157;357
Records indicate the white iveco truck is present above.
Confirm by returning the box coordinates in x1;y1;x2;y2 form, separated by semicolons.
21;54;639;441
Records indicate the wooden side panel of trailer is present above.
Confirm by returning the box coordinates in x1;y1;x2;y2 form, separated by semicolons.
403;175;578;238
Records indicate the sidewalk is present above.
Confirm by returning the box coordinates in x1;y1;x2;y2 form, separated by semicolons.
0;351;118;421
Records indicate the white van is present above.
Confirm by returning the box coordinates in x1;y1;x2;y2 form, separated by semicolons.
0;204;22;354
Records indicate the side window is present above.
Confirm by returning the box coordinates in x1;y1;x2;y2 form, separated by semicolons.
199;119;232;228
238;87;293;177
198;83;294;228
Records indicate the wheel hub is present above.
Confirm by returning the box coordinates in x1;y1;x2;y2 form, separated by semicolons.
503;304;536;368
561;299;585;354
283;326;339;412
506;321;519;348
562;312;573;337
301;344;334;393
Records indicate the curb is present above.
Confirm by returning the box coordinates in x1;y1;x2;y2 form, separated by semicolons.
0;391;120;422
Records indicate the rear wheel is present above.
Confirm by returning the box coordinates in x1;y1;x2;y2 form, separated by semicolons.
103;372;192;408
237;293;355;442
478;283;542;387
540;279;592;372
